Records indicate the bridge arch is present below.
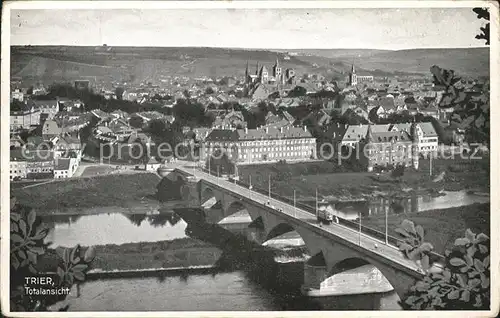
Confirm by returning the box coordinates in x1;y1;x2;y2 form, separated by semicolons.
201;187;216;206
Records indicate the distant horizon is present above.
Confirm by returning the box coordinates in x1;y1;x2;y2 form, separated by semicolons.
11;44;489;51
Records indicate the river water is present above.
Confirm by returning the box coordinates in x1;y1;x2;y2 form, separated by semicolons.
41;190;488;311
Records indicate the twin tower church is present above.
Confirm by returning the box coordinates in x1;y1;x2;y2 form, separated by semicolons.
243;58;372;97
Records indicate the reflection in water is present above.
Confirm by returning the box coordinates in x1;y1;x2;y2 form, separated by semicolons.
309;190;489;220
42;210;188;248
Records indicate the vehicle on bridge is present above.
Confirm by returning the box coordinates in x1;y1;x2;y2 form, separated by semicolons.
317;209;335;224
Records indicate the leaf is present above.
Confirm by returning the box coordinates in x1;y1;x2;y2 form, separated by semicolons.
28;264;38;274
11;255;20;269
450;258;466;266
474;294;482;308
468;278;481;289
418;242;433;253
395;227;411;239
11;233;24;244
443;269;452;281
454;238;470;246
11;213;21;222
475;233;489;243
27;250;37;265
19;219;27;237
27;209;36;230
72;264;88;272
465;254;474;267
474;259;485;272
461;290;471;302
10;222;19;233
478;244;488;254
72;257;81;265
31;246;44;255
17;250;27;260
84;246;96;262
57;267;65;280
483;255;490;269
70;246;78;262
65;272;74;285
467;245;477;258
401;219;416;235
73;271;85;281
415;225;424;240
457;273;467;287
465;229;476;242
447;290;460;300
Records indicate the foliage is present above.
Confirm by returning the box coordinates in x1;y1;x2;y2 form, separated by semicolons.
473;8;490;45
287;86;307;97
430;65;489;146
391;164;405;178
396;219;490;310
10;200;96;311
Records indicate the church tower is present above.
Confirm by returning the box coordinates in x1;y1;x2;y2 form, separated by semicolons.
273;58;282;82
245;61;249;84
349;63;358;86
410;121;419;170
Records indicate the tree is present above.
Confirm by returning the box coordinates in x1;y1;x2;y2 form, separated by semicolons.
396;220;490;310
128;116;145;129
287;86;307;97
115;87;125;100
430;65;489;146
473;8;490;45
205;87;215;95
10;199;95;311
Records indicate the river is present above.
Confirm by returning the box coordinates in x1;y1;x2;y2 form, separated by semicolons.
40;190;488;311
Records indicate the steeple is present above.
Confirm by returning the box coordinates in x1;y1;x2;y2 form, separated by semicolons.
274;58;279;68
351;63;356;74
255;62;259;75
365;124;374;143
245;61;249;77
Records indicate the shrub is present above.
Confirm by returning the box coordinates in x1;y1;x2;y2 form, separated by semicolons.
396;219;490;310
10;199;96;311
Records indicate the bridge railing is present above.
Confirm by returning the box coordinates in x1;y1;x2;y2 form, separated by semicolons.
195;167;445;264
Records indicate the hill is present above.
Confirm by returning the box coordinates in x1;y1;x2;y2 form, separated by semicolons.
10;46;489;86
288;48;489;77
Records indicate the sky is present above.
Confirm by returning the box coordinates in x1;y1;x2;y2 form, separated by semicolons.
9;7;487;50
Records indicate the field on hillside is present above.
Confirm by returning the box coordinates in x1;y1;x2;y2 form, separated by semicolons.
10;46;489;85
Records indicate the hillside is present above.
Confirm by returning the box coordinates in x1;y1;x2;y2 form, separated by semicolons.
10;46;489;86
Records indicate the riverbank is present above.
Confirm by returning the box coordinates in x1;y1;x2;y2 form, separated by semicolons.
11;173;160;213
37;237;221;273
238;157;489;202
362;202;490;255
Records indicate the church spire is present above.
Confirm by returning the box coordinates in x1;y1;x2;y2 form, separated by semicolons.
255;62;259;75
366;124;374;143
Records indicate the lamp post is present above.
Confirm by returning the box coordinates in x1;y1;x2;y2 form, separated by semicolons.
293;190;296;218
358;212;362;246
268;175;271;198
385;205;388;245
315;188;318;219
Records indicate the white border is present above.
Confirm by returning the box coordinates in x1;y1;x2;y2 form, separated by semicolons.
1;1;499;317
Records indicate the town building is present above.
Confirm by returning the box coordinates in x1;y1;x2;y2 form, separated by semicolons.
358;123;419;171
347;64;374;86
390;122;439;153
54;158;78;179
203;126;317;165
145;157;161;171
10;104;41;131
30;100;59;120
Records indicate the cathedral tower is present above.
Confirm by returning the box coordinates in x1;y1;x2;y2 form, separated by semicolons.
273;58;282;81
349;63;358;86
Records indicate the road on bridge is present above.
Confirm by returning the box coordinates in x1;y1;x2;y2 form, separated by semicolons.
172;162;429;278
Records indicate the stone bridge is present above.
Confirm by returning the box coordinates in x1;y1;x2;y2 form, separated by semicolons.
159;164;442;299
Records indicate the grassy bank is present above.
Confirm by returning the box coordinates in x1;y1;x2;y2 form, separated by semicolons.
11;173;160;212
238;158;490;201
362;203;490;255
38;237;221;272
